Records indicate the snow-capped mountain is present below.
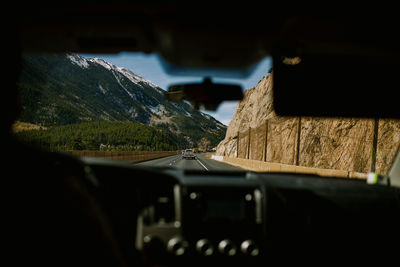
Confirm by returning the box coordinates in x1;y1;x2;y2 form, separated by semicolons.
17;54;226;147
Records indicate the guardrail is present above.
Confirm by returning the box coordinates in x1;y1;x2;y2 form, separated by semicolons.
230;118;399;176
212;155;368;179
65;150;178;163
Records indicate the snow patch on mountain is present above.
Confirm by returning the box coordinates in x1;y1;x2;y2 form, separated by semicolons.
67;54;89;68
148;104;166;117
68;54;164;94
110;71;136;101
171;102;191;117
89;57;114;70
98;83;107;94
116;67;160;89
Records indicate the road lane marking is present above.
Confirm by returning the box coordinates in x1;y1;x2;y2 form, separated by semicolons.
196;158;209;171
168;155;182;166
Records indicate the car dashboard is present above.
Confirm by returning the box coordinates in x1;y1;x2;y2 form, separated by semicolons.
81;158;400;266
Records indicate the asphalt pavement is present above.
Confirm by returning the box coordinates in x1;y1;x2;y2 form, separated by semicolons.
137;153;242;171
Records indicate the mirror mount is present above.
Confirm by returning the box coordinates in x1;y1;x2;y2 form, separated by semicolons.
166;77;243;111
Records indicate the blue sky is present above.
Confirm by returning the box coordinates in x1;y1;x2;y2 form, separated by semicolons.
81;52;271;125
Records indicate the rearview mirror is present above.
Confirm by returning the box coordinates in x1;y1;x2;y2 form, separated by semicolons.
166;78;243;111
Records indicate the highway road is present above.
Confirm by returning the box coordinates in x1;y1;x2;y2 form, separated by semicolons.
137;153;242;171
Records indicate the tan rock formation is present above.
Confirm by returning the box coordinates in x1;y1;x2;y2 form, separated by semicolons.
216;72;399;174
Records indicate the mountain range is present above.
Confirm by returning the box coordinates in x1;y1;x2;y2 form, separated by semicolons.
17;53;226;148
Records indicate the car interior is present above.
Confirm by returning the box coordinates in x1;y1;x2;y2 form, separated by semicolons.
8;2;400;266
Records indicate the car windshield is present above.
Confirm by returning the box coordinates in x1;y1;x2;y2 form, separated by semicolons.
13;53;400;178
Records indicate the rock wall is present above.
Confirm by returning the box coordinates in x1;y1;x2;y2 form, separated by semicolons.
216;74;274;159
298;118;374;173
216;73;400;174
376;119;400;173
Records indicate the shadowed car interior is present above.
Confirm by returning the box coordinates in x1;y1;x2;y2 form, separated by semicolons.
7;2;400;267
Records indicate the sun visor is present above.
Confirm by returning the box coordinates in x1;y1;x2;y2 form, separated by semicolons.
272;53;400;118
158;54;260;79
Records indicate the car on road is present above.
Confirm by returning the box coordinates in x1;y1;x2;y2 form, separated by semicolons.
182;149;196;160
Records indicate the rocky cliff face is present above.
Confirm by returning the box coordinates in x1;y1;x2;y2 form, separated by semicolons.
216;74;274;158
216;72;399;174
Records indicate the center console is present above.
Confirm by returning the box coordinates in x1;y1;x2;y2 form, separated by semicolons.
135;172;264;259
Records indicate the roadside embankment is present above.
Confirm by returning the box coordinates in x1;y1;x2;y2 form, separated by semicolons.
211;155;368;179
65;150;178;163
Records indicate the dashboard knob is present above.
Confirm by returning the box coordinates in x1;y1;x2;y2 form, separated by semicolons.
196;239;214;256
167;237;189;256
240;240;259;256
218;239;237;256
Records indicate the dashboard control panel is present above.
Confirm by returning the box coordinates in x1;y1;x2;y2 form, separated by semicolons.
136;181;264;258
